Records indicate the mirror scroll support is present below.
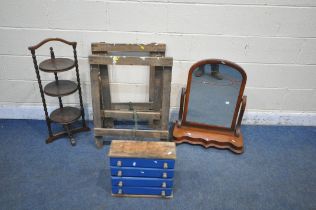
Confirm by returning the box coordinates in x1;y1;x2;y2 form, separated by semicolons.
235;96;247;137
177;87;186;128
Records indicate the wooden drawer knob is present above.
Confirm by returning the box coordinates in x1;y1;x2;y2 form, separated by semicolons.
117;170;122;177
117;160;122;167
163;162;168;169
162;172;167;178
161;190;166;197
161;182;166;188
118;181;123;187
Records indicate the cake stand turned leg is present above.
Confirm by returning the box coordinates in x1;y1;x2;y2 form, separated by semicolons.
64;124;76;146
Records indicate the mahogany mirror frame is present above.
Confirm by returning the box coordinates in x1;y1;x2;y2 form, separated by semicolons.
172;59;247;154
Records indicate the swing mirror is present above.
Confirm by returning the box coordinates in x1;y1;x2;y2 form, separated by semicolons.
185;61;245;128
173;59;247;154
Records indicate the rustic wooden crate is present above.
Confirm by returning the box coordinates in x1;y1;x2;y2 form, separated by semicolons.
89;43;173;148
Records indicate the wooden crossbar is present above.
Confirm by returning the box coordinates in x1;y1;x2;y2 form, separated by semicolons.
89;55;173;67
94;128;169;138
111;102;153;110
103;110;161;120
91;43;166;53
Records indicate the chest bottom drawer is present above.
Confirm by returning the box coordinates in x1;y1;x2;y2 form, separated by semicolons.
112;186;173;197
112;177;173;188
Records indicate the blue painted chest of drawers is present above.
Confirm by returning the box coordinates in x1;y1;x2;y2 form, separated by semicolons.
108;140;176;198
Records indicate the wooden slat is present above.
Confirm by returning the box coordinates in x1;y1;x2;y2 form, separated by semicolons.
153;66;163;111
91;43;166;53
100;65;111;108
150;66;163;128
99;64;114;127
90;64;102;129
89;55;173;67
161;66;172;130
149;64;155;105
103;110;161;120
108;140;176;159
94;128;169;139
149;52;164;128
111;102;153;110
149;52;162;107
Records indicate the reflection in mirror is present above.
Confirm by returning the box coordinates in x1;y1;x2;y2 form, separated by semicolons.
186;64;242;128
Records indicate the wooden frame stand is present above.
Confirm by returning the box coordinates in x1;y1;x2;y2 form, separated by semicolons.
89;43;173;148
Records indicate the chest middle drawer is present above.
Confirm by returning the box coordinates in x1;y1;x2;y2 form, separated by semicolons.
110;158;175;169
111;166;174;178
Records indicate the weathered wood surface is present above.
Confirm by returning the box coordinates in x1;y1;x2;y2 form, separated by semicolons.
149;52;164;128
149;52;164;107
92;43;166;53
89;42;173;140
111;102;153;110
89;55;173;67
94;128;169;139
103;110;161;120
99;64;113;127
99;65;111;109
149;65;155;107
153;66;163;112
161;66;172;130
90;64;102;128
108;140;176;159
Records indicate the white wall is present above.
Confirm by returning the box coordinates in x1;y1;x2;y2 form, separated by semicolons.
0;0;316;125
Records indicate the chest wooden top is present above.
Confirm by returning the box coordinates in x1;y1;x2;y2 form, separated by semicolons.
108;140;176;159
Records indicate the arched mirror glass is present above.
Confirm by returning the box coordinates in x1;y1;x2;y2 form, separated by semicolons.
173;59;247;153
183;60;246;129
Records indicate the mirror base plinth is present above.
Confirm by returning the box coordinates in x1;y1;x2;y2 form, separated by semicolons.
173;124;243;154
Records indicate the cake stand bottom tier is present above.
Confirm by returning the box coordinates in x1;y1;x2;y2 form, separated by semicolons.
50;107;81;124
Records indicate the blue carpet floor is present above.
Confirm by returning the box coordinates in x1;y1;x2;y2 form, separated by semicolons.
0;119;315;210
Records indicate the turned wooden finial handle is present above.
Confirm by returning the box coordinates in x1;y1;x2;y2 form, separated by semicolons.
49;47;55;59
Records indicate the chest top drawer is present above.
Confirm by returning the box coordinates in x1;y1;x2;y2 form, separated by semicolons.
110;158;175;169
108;140;176;161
